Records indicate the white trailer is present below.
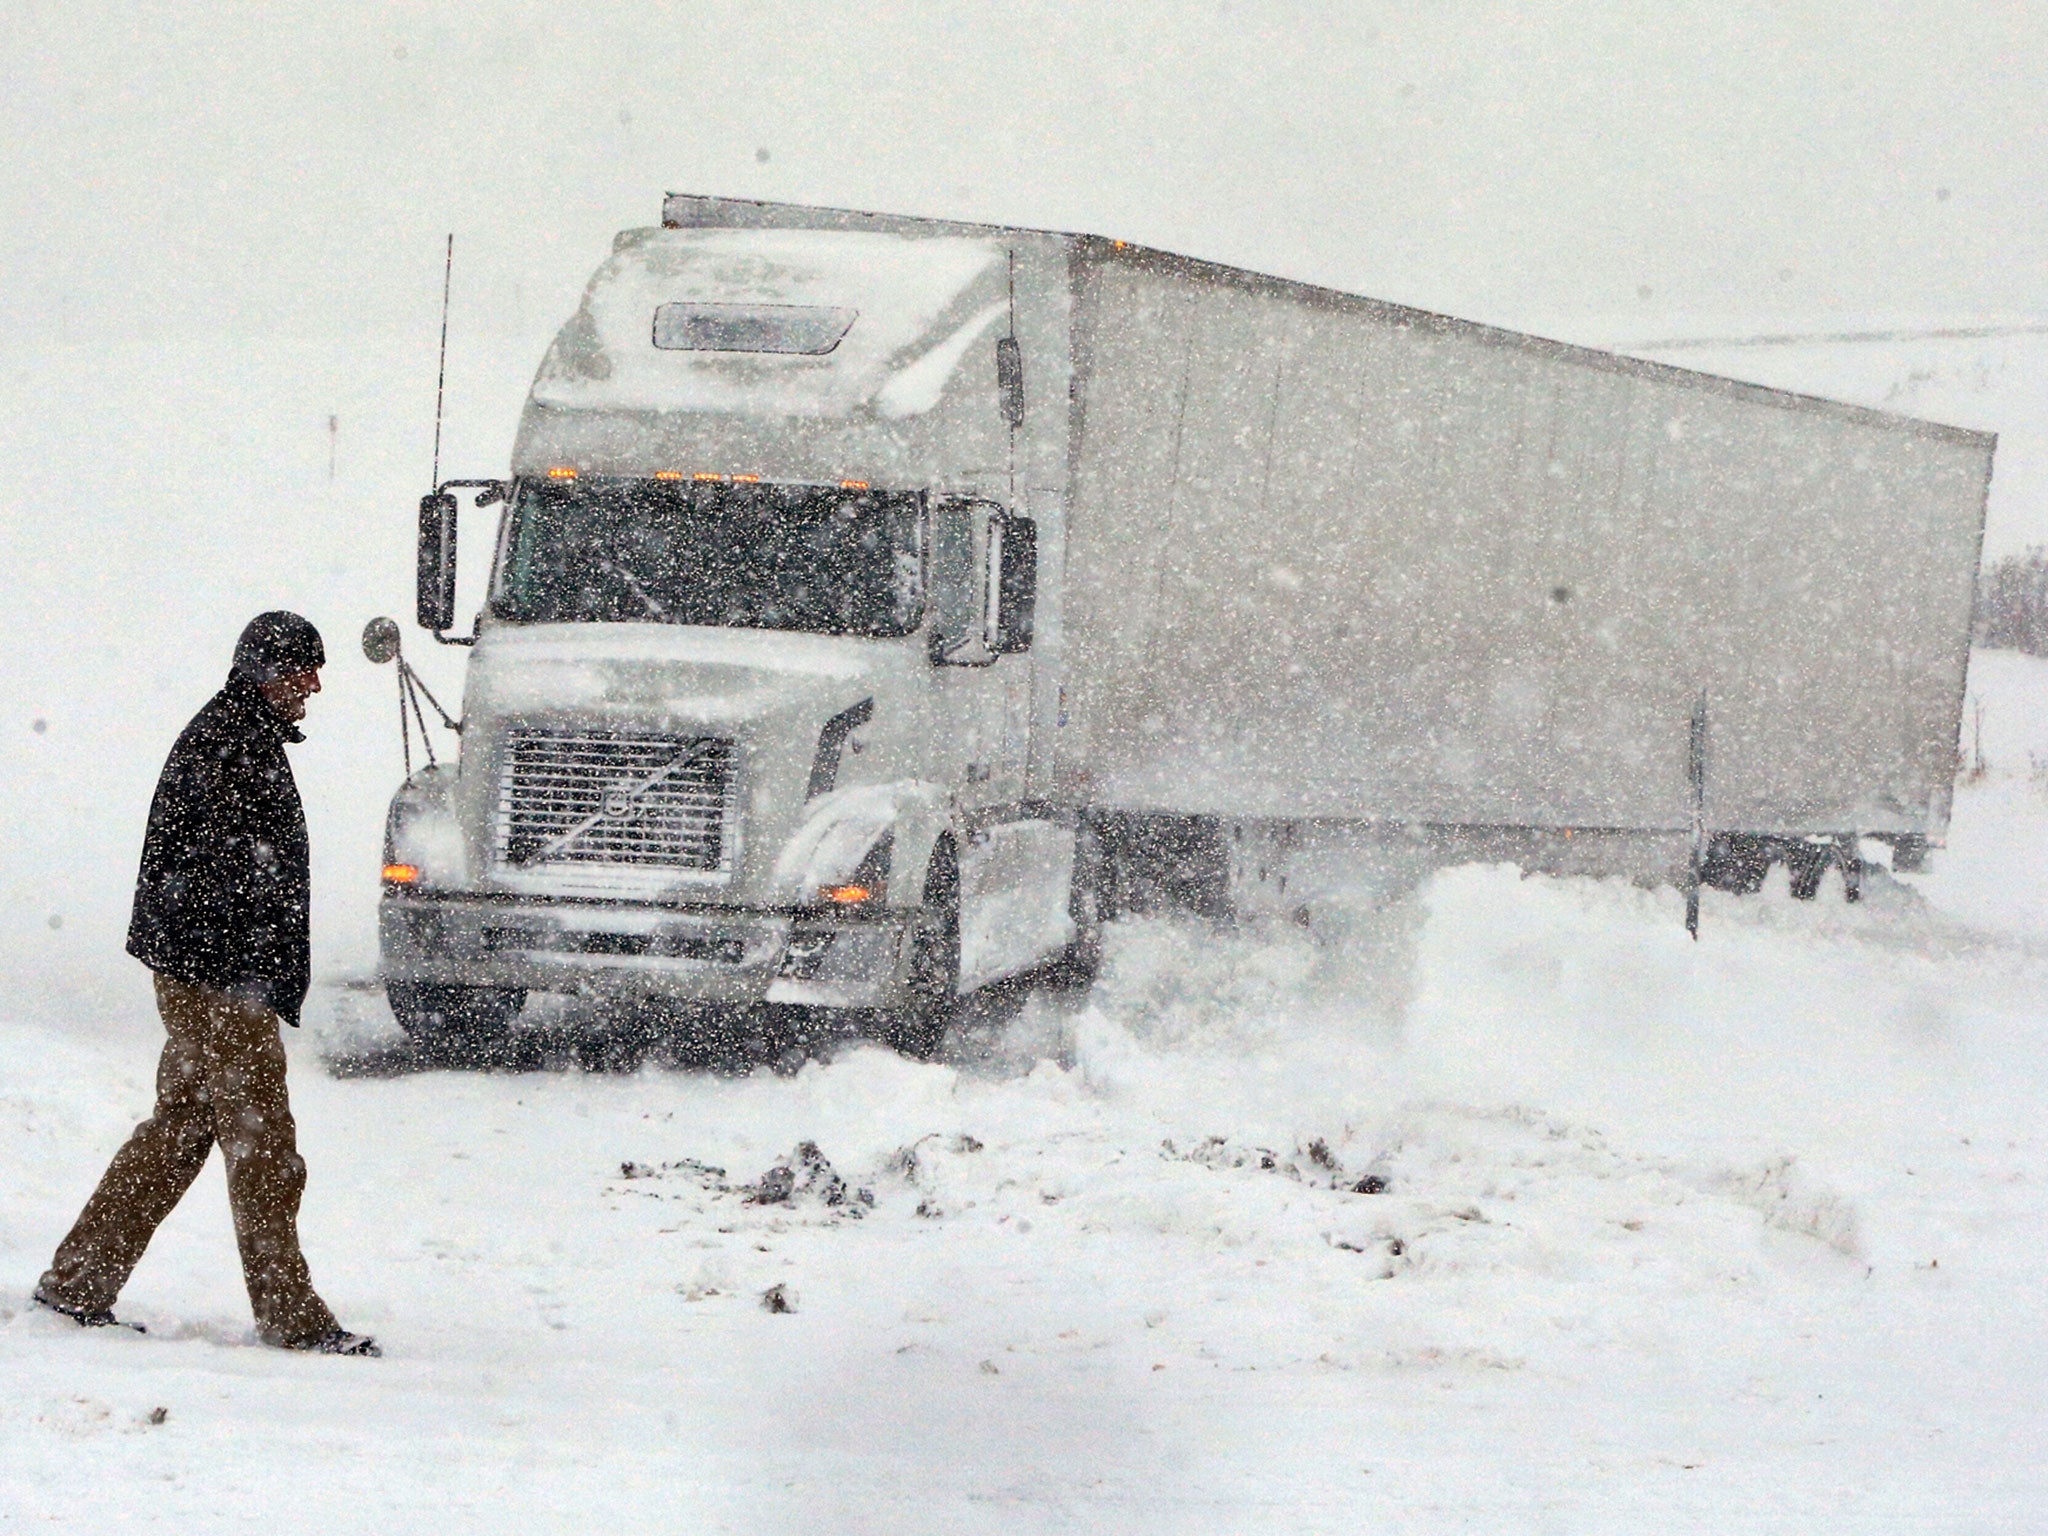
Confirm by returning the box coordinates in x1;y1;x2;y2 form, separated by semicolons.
373;194;1993;1051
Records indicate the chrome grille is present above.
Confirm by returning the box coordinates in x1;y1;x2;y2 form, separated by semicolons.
497;728;735;873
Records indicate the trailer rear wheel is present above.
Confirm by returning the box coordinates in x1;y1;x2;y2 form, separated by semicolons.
1785;844;1830;901
880;842;960;1060
1700;834;1772;896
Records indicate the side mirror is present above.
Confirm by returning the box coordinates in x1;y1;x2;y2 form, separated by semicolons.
927;500;991;666
362;616;402;665
929;499;1033;664
417;492;458;633
992;515;1036;654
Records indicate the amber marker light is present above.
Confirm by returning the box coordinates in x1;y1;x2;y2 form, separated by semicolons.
820;884;873;905
547;466;578;479
382;863;421;886
653;470;684;481
840;479;870;490
693;471;724;482
733;474;761;484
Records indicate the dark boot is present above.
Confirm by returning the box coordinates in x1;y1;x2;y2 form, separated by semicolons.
282;1326;380;1357
33;1288;145;1333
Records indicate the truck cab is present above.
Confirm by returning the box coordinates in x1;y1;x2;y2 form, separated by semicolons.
376;208;1090;1054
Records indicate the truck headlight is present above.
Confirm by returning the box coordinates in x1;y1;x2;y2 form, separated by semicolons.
815;835;892;908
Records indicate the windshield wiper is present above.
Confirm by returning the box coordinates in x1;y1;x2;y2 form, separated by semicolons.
595;556;670;620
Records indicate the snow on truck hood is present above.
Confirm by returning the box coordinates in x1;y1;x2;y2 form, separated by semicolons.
531;228;1010;420
465;622;887;727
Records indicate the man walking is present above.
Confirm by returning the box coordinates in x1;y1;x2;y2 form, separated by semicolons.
35;612;377;1356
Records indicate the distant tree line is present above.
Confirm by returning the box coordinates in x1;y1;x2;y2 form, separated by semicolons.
1976;548;2048;655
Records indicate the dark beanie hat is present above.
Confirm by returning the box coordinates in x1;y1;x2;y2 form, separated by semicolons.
233;611;326;682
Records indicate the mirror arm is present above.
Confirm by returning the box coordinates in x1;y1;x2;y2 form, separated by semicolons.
927;625;998;668
400;658;462;731
362;615;462;777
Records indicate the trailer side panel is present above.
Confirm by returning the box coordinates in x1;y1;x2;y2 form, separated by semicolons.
1060;251;1991;838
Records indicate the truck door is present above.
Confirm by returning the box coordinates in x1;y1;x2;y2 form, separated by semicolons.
932;500;1065;982
930;498;1036;802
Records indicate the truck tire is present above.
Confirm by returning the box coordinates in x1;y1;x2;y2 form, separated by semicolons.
387;982;526;1043
1700;833;1772;895
880;842;960;1060
1039;821;1104;993
1785;843;1829;901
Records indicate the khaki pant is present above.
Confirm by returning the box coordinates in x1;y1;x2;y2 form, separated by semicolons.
39;974;337;1345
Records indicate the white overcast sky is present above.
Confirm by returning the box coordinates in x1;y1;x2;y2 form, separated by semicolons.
6;0;2044;347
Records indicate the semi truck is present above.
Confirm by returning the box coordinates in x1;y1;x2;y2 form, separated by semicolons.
372;193;1994;1053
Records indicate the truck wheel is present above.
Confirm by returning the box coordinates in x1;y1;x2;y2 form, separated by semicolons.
881;842;960;1060
387;982;526;1043
1785;844;1829;901
1700;833;1771;895
1039;821;1104;993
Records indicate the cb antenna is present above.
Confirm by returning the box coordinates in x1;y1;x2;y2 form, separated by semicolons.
430;233;453;488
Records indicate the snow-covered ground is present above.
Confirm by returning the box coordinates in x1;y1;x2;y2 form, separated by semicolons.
5;653;2047;1531
0;274;2041;1532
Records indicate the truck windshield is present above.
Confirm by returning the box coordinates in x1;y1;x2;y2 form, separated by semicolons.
493;478;924;636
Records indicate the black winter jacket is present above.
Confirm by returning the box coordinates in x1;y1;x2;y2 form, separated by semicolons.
126;673;312;1025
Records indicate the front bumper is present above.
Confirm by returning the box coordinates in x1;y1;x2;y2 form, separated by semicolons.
378;891;912;1009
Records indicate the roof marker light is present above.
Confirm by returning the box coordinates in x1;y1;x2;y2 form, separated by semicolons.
653;470;684;481
733;474;761;484
694;472;724;482
840;480;870;490
820;884;873;905
547;466;578;479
